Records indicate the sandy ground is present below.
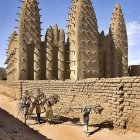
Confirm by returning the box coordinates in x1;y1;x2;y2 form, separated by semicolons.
0;108;48;140
0;94;140;140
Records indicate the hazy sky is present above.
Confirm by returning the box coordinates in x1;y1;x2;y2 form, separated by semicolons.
0;0;140;68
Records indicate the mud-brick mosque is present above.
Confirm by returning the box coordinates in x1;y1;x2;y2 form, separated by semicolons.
5;0;140;81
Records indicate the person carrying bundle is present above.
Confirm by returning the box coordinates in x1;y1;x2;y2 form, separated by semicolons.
82;107;91;137
45;99;53;124
45;94;60;124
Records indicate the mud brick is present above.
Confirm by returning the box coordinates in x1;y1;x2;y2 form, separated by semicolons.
124;102;130;106
120;121;125;127
128;90;132;94
118;98;124;102
123;108;128;113
117;91;124;95
124;94;129;98
136;94;140;99
112;112;117;116
130;95;136;99
136;107;140;111
134;79;140;83
114;108;120;112
112;97;117;102
124;83;132;87
133;87;140;91
125;106;131;110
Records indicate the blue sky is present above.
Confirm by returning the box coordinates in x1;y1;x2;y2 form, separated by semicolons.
0;0;140;68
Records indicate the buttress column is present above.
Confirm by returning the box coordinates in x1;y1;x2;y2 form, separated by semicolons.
58;29;65;80
18;0;41;80
46;27;54;80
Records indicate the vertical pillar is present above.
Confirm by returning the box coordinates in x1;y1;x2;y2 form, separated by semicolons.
112;84;126;129
34;42;41;80
18;41;28;80
105;35;112;78
18;0;41;80
53;24;59;79
58;29;65;80
46;27;54;80
113;46;120;77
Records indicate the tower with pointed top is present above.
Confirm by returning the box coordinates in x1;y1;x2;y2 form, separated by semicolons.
45;24;65;80
67;0;99;80
6;1;129;81
110;3;128;77
58;29;65;80
18;0;41;80
99;31;112;78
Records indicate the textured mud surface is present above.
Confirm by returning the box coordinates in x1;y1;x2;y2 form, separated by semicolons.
0;94;140;140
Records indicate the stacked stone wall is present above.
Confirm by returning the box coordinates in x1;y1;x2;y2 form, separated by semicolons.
0;81;20;99
0;77;140;131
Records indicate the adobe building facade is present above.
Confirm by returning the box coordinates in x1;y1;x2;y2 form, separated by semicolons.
6;0;129;81
5;32;18;81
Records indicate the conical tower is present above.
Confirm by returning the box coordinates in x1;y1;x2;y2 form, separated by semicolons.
45;24;65;80
110;3;128;77
18;0;41;80
67;0;99;80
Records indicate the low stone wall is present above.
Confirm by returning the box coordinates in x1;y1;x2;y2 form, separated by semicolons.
0;77;140;132
0;81;20;99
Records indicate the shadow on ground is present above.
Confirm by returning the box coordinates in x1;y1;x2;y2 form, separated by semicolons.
51;115;114;136
52;115;80;125
0;108;52;140
29;115;80;125
89;120;114;136
48;115;114;135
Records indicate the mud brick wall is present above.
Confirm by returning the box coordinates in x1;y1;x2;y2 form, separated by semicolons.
0;81;21;99
0;77;140;131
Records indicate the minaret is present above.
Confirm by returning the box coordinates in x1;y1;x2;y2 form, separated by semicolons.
18;0;41;80
45;25;66;80
110;3;128;77
67;0;99;80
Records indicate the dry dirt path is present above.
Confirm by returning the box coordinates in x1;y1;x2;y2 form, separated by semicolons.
0;94;140;140
0;108;49;140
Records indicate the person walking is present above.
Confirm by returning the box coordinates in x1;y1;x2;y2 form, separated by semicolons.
22;90;31;125
35;89;42;124
35;98;41;124
45;99;53;124
82;107;91;137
